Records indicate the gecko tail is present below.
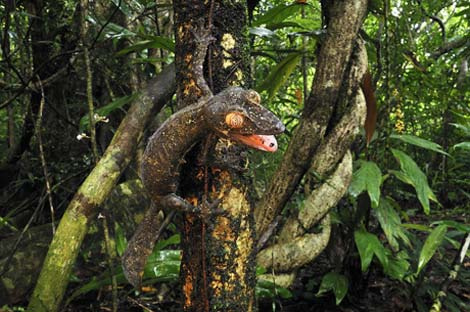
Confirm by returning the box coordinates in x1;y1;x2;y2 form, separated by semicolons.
122;201;162;290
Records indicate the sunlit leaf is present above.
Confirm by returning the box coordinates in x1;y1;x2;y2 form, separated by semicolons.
316;272;349;305
249;27;276;37
417;225;447;274
390;134;449;156
390;149;439;214
453;142;470;150
349;160;382;207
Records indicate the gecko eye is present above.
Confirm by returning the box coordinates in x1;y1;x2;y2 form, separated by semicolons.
225;112;245;129
246;90;261;105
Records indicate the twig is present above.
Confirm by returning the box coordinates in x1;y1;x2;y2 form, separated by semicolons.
127;296;155;312
35;77;56;234
0;189;47;278
101;212;118;312
301;5;308;104
80;0;100;161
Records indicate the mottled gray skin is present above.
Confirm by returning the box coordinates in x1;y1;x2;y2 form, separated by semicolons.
122;86;284;288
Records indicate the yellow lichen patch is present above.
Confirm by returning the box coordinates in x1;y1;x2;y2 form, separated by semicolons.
234;69;243;83
210;277;223;296
184;53;193;64
221;33;236;50
223;58;233;68
212;216;235;241
183;79;197;95
235;226;252;282
178;25;184;39
183;268;194;306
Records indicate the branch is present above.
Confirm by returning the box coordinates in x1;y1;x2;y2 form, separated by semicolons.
27;63;176;312
254;0;368;235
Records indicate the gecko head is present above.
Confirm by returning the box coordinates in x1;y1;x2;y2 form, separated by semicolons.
204;87;285;152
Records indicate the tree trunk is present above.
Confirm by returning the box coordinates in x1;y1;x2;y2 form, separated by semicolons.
27;65;176;312
173;1;256;311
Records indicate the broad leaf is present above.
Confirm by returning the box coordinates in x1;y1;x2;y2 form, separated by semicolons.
390;134;449;156
453;142;470;150
390;149;439;214
354;228;388;271
450;123;470;136
376;198;411;250
417;224;447;274
383;250;410;280
66;249;181;304
316;272;349;305
252;3;303;27
349;160;382;207
249;27;276;37
256;52;301;102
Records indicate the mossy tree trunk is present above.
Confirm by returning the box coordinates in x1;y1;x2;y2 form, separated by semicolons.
27;65;176;312
173;1;256;311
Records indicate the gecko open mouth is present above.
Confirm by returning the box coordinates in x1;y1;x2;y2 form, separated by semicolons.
230;134;278;152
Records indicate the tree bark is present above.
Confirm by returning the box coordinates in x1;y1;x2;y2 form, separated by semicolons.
27;64;176;312
173;1;256;311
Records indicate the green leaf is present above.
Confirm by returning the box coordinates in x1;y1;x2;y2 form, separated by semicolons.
114;223;127;257
354;228;388;271
66;249;180;304
453;142;470;150
256;279;293;299
154;234;180;251
390;134;450;156
117;36;175;55
390;149;439;214
99;22;136;40
256;52;302;102
252;3;303;27
417;225;447;274
144;249;181;279
383;250;410;280
316;272;349;305
401;223;431;232
349;160;382;207
433;220;470;233
376;198;411;250
450;123;470;136
249;27;276;37
79;94;139;131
